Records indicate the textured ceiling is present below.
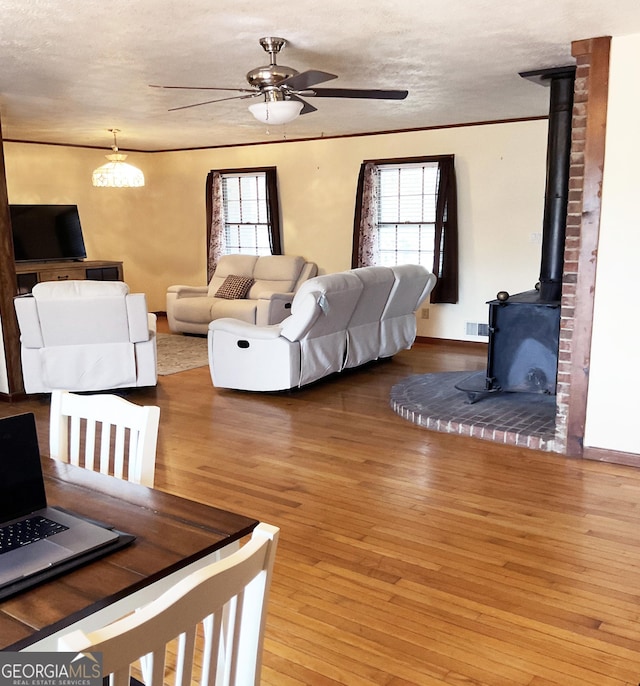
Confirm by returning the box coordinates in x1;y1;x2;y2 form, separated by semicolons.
1;0;640;152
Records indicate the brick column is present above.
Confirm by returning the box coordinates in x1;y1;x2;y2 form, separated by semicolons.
554;37;610;455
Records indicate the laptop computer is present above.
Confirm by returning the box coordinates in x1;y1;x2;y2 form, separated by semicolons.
0;412;134;597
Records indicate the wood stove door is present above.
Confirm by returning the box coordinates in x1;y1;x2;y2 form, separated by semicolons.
487;300;560;394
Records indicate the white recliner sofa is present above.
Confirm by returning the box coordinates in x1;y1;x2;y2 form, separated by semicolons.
208;264;436;392
166;254;317;335
343;266;396;369
379;263;439;358
14;280;157;394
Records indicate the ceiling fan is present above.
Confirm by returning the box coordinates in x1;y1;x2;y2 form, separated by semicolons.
150;37;409;125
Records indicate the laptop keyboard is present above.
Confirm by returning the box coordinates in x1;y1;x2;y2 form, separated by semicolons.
0;515;69;554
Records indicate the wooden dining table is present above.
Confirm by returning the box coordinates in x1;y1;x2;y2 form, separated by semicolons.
0;459;259;651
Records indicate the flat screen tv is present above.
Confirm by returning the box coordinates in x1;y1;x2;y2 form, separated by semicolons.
10;204;87;263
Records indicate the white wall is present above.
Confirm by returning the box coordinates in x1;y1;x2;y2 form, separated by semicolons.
150;119;549;340
584;33;640;455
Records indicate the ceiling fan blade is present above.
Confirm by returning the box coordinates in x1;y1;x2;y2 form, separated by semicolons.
306;88;409;100
150;84;257;93
287;94;317;115
168;93;259;112
278;70;338;91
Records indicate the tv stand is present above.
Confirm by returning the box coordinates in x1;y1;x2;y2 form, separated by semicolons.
15;260;124;295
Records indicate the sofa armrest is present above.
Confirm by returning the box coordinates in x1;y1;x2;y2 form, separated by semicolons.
167;285;209;299
166;286;209;333
126;293;152;342
255;291;295;326
279;292;323;342
14;295;44;348
294;262;318;291
208;318;284;340
256;290;294;300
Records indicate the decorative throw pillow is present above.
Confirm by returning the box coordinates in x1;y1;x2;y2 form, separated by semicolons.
214;275;254;300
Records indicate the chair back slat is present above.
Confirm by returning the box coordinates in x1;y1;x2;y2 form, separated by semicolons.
111;668;132;686
69;414;82;466
202;613;221;686
99;422;111;476
176;627;197;686
112;424;127;479
127;430;140;483
83;418;97;471
149;654;165;686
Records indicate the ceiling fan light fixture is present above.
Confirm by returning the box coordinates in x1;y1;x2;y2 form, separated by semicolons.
248;99;303;125
92;129;145;188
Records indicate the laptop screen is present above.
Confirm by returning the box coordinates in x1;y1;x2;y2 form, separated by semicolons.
0;413;47;522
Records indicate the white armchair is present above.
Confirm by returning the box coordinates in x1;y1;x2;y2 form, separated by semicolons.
14;280;157;394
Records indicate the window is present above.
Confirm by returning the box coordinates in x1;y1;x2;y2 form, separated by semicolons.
206;167;282;280
220;173;271;256
352;155;458;304
377;163;440;270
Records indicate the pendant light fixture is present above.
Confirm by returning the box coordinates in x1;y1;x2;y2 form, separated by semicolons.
92;129;145;188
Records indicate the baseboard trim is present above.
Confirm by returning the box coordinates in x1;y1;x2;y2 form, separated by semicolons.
414;336;487;351
583;446;640;468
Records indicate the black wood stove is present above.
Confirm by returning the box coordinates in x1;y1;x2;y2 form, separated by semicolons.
485;290;560;394
459;65;576;402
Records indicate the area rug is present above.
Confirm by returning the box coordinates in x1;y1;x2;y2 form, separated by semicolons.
156;332;209;376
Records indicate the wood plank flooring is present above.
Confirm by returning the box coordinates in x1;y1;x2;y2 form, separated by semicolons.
3;333;640;685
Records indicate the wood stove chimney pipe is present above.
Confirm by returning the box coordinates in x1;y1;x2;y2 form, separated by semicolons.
520;66;576;303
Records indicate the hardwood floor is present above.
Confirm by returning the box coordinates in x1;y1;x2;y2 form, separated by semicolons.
4;335;640;685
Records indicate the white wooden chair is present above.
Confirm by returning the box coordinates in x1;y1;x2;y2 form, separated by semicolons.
57;523;280;686
49;389;160;487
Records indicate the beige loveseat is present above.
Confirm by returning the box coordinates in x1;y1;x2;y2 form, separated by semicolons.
166;254;317;335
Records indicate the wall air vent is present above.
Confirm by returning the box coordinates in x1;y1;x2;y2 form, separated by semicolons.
465;322;489;337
